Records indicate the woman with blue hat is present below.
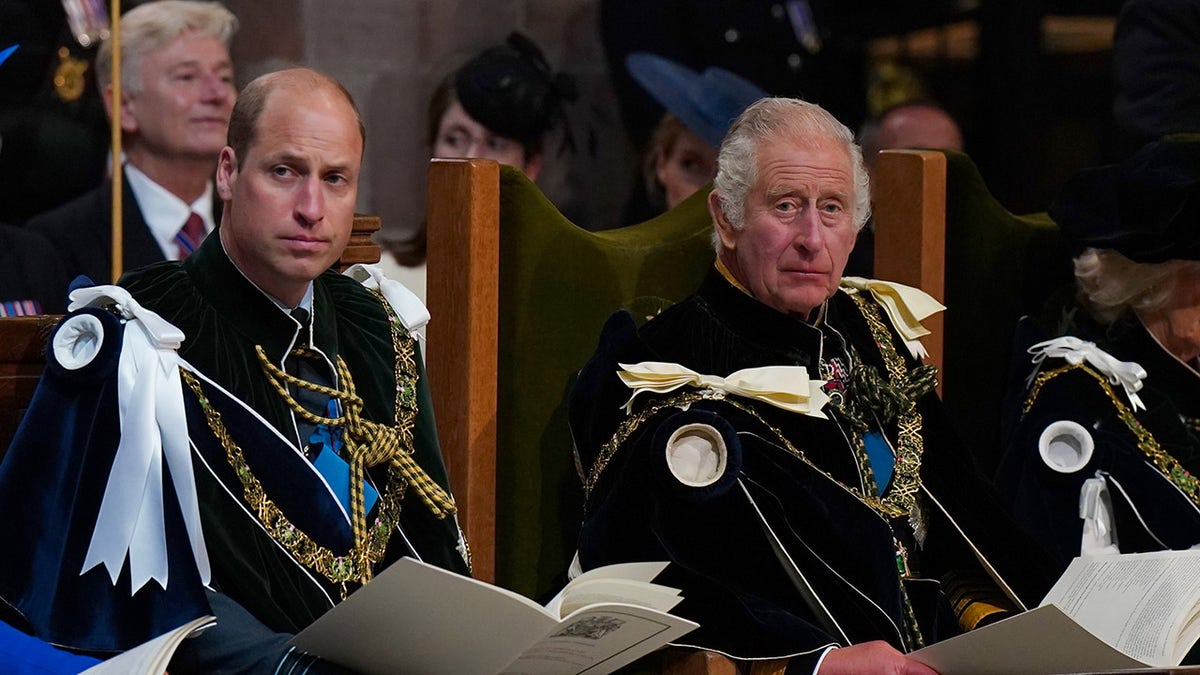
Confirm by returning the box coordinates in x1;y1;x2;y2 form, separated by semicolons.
626;52;766;211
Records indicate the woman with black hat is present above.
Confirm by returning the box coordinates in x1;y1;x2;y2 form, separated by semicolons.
379;32;576;291
995;138;1200;578
379;32;575;289
428;32;575;182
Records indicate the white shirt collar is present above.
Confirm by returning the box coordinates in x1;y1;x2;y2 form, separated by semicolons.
270;284;315;317
123;160;216;260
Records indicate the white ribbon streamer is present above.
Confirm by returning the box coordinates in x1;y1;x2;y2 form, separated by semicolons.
1079;474;1121;556
617;361;829;418
840;277;946;359
68;285;210;593
1028;336;1148;412
343;263;430;335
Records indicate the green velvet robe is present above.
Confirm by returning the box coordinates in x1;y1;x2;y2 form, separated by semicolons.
120;233;468;634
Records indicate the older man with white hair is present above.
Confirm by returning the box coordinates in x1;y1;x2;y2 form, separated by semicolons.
27;0;236;286
569;97;1056;673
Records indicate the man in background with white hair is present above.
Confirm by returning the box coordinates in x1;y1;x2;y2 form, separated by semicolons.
26;0;236;286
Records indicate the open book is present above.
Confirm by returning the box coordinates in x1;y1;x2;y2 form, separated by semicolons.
290;558;698;675
80;615;216;675
911;549;1200;674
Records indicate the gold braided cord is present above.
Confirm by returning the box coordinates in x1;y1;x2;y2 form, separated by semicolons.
255;345;456;561
177;293;455;590
1025;362;1200;508
181;369;404;591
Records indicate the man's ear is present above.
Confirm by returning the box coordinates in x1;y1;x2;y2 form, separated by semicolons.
709;190;738;252
216;147;237;200
102;85;139;134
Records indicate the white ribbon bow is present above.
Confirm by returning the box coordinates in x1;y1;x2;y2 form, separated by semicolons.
840;277;946;359
617;361;830;418
69;286;210;593
344;263;430;335
1028;336;1147;412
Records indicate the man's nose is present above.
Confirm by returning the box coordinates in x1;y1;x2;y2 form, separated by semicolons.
791;207;825;249
201;73;233;103
295;177;324;225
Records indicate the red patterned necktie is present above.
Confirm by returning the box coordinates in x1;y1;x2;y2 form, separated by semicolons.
175;212;205;259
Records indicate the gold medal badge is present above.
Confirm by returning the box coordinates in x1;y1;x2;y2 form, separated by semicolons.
53;47;89;104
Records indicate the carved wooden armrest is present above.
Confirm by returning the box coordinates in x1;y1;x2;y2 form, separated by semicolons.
661;648;739;675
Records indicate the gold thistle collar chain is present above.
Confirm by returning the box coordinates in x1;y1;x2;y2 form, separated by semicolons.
840;294;931;518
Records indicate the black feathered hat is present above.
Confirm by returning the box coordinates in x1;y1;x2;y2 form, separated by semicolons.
1050;138;1200;263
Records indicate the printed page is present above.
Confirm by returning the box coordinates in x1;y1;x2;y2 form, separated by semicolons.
291;558;557;675
80;615;216;675
503;603;698;675
910;605;1146;675
1043;550;1200;666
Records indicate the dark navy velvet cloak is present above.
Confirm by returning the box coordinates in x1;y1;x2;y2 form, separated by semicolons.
570;269;1057;672
997;310;1200;574
0;232;467;655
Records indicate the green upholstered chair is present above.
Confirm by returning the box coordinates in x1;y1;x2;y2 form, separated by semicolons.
874;149;1073;475
425;159;715;597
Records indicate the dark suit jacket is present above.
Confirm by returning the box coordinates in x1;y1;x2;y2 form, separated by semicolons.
0;223;69;313
23;169;219;286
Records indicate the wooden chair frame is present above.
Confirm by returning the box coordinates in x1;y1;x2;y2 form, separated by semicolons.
425;158;500;582
873;149;948;388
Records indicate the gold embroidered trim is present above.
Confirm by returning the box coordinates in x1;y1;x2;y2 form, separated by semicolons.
1025;362;1200;508
585;390;709;498
375;290;471;571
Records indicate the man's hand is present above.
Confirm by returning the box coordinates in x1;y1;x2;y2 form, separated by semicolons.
818;641;939;675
